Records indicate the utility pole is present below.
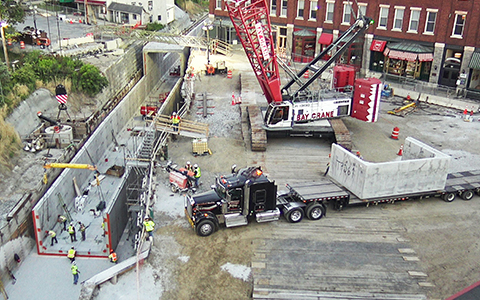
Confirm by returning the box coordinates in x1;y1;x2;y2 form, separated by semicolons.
0;21;9;70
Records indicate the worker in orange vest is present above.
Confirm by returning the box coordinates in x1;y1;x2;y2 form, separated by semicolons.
109;249;118;263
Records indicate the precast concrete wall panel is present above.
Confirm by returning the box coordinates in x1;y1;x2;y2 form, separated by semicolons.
330;137;451;199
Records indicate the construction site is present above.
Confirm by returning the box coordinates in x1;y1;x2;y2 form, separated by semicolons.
2;1;480;299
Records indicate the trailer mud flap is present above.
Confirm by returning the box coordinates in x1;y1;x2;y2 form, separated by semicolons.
184;209;194;228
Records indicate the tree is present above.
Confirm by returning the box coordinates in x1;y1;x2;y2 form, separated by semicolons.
0;0;26;25
74;64;108;97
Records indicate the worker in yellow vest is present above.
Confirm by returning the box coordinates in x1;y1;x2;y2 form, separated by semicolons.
171;112;180;132
67;246;76;262
143;216;155;239
71;261;80;285
57;215;67;231
193;164;201;188
46;230;58;246
68;222;77;242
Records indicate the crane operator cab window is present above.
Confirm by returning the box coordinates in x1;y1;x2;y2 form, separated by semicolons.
269;106;289;125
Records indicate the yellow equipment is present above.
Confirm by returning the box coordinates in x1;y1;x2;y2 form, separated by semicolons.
43;163;97;171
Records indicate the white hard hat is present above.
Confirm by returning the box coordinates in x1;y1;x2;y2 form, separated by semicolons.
72;261;76;265
172;112;177;115
193;164;198;168
186;161;191;165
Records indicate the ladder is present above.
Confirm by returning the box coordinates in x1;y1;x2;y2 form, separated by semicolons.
57;193;72;221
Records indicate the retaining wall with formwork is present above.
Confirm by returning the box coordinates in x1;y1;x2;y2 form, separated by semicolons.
330;137;451;199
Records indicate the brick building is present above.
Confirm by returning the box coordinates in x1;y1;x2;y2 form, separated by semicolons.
209;0;480;94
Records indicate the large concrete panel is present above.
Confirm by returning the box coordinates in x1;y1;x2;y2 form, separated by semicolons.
330;137;451;199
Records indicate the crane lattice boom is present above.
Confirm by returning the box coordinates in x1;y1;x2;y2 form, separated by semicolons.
225;0;282;103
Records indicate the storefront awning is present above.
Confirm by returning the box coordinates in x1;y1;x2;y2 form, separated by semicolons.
387;49;417;61
418;53;434;62
318;33;333;45
370;40;387;52
469;52;480;70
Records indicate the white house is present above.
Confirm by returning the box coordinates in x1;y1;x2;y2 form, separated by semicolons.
76;0;175;26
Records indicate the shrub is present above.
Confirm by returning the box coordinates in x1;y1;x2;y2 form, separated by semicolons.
73;64;108;97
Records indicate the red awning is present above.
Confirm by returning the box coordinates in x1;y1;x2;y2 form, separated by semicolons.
318;33;333;45
388;50;418;61
370;40;387;52
418;53;434;62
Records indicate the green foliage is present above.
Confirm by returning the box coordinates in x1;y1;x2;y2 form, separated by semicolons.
145;22;165;31
73;64;108;97
0;0;26;25
11;65;37;91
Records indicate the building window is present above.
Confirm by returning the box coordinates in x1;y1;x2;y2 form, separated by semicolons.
148;0;153;11
393;7;404;31
357;3;367;18
281;0;287;17
408;8;421;32
452;13;466;37
325;2;334;23
378;6;389;29
424;10;437;34
309;1;317;20
158;15;161;21
297;0;304;18
133;14;137;20
216;0;222;9
342;2;352;24
138;2;142;5
270;0;277;16
131;2;135;5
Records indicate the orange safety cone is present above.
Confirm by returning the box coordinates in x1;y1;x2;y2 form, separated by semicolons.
391;127;399;139
406;95;411;100
397;144;404;156
70;20;73;24
304;70;309;78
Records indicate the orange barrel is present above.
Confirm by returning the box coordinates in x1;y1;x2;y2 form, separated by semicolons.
391;127;399;140
20;41;25;49
303;70;309;78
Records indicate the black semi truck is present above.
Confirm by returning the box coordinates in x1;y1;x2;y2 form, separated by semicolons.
184;166;329;236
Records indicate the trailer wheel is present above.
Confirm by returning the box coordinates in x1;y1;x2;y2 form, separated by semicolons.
286;208;304;223
170;184;178;193
306;204;325;221
461;190;474;201
442;192;456;202
196;219;215;237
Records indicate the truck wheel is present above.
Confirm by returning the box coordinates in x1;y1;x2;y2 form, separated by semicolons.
286;208;304;223
476;188;480;196
442;192;456;202
461;190;474;201
306;204;325;221
196;219;215;237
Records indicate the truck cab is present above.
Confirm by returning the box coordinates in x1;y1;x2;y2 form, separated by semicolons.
184;166;280;236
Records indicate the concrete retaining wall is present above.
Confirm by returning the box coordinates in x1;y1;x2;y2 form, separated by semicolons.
330;137;451;199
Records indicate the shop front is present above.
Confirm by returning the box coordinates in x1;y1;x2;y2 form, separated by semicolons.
317;32;333;61
467;50;480;98
383;42;433;82
369;39;387;72
293;28;316;63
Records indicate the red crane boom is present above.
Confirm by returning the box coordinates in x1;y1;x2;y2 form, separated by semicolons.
225;0;282;103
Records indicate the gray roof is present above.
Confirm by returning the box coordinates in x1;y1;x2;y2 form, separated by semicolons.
108;2;144;15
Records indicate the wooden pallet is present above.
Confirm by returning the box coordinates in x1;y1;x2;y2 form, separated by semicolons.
329;118;351;150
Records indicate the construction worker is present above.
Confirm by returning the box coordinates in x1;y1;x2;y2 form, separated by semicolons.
109;249;118;263
355;151;363;160
78;222;86;241
47;230;58;246
143;216;155;238
68;222;77;242
67;246;76;262
57;215;67;231
324;153;331;176
71;261;80;285
185;161;193;172
193;164;201;188
171;112;180;132
101;222;106;237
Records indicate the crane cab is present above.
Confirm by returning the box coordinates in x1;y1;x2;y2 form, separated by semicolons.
264;102;293;129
